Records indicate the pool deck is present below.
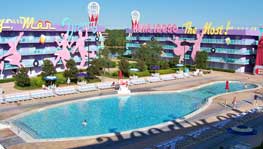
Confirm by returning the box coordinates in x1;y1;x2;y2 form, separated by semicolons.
0;71;263;149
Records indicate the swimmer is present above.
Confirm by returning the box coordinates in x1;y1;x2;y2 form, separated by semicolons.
244;83;248;89
82;120;87;126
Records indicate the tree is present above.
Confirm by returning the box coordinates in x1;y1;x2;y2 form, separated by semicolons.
159;60;170;69
87;58;104;77
137;60;147;71
63;59;79;82
100;48;111;59
169;56;180;68
195;51;208;69
119;58;129;77
15;67;30;87
105;29;126;47
134;40;162;69
41;60;56;79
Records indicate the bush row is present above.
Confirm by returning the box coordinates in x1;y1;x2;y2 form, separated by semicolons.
210;67;235;73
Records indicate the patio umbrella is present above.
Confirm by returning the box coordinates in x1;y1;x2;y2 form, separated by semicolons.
225;80;229;91
44;76;57;81
118;71;123;79
176;64;184;67
76;72;88;78
44;76;57;86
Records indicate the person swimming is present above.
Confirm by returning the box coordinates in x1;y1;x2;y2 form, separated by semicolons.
82;120;87;126
244;83;248;89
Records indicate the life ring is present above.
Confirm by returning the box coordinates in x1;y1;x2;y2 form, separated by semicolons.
33;59;39;67
95;36;100;42
151;36;155;41
210;48;216;53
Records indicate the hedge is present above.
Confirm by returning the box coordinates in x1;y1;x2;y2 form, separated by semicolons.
0;78;15;83
210;68;235;73
157;69;176;74
130;71;151;77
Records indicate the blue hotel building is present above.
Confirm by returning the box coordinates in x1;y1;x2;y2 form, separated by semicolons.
126;27;260;73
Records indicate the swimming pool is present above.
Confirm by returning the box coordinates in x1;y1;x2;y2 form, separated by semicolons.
12;81;257;140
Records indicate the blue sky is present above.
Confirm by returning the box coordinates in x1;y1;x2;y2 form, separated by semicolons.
0;0;262;29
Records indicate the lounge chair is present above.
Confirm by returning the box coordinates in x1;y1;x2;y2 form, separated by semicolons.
77;84;97;92
55;87;77;95
129;78;146;85
31;90;55;99
147;77;161;83
97;82;113;89
173;73;184;79
0;95;5;104
160;75;175;81
183;72;192;78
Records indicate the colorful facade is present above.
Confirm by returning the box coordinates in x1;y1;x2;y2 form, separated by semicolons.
126;11;261;73
0;2;105;79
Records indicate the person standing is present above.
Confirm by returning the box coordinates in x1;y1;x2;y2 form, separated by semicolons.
232;96;237;109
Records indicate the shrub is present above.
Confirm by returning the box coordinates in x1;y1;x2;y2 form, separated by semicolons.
41;60;56;79
119;58;129;77
111;71;118;77
129;63;137;68
30;76;44;88
169;56;179;68
0;78;15;84
63;59;79;82
14;67;30;87
159;61;170;69
130;71;151;77
210;68;235;73
195;51;208;69
137;60;147;71
55;73;67;85
157;69;176;74
109;61;117;68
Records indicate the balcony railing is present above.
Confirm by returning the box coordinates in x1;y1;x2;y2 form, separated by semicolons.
201;48;255;55
208;56;250;65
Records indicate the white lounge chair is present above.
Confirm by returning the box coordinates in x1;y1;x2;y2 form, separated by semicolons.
147;77;161;83
183;72;192;78
77;84;97;92
97;82;113;89
174;73;184;79
55;87;77;95
160;75;175;81
0;95;5;104
193;69;200;76
129;78;146;85
31;90;55;99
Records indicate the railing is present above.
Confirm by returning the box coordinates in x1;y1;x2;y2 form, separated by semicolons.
208;56;250;65
202;38;257;45
201;48;255;55
0;35;104;44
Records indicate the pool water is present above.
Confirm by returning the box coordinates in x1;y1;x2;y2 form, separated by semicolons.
13;82;257;139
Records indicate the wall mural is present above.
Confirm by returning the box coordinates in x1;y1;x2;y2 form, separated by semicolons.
168;37;190;63
0;2;102;77
54;33;71;69
189;31;204;61
71;28;96;68
0;32;24;74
